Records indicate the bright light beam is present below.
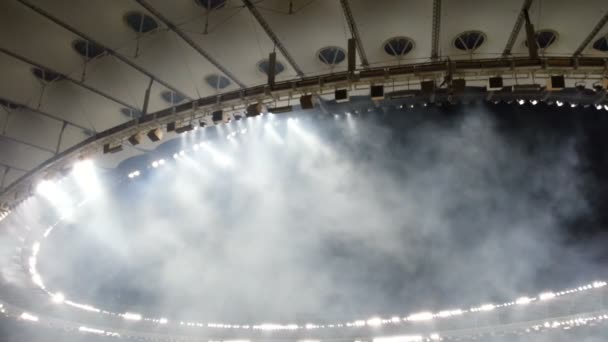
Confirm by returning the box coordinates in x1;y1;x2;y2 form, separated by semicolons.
20;312;39;322
202;143;234;167
36;180;74;220
123;312;142;321
264;123;284;145
72;159;101;197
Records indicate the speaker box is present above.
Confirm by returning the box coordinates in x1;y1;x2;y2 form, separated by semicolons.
335;89;349;103
547;75;565;91
488;77;503;90
166;122;176;132
147;128;163;142
246;103;266;117
128;133;143;146
175;124;194;134
370;85;384;100
421;80;435;94
103;143;123;154
212;110;225;122
300;95;314;109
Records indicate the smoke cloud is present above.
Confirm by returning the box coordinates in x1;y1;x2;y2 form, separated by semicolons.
16;103;606;325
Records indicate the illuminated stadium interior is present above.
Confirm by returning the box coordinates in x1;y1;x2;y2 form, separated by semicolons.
1;1;608;342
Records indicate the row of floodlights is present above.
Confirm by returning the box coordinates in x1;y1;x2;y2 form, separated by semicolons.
16;311;608;341
511;99;608;110
126;128;252;178
25;173;608;331
103;101;290;155
102;75;608;155
121;281;608;331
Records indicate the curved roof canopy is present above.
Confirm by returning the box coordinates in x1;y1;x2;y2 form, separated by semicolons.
0;0;607;194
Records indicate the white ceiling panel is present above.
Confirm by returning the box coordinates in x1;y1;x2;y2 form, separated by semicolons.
256;0;354;76
1;0;608;192
349;0;433;66
0;139;53;172
511;0;608;57
145;0;298;86
441;0;522;60
3;109;63;150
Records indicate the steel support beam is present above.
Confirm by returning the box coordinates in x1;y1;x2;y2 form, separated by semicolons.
502;0;534;56
431;0;442;60
242;0;304;77
339;0;368;67
16;0;192;100
0;162;28;174
0;48;138;111
573;13;608;56
3;55;608;203
134;0;246;89
0;135;56;155
0;98;93;133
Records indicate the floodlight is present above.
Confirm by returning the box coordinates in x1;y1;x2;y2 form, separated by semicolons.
407;312;433;321
20;312;38;322
516;297;532;305
52;292;65;304
123;312;142;321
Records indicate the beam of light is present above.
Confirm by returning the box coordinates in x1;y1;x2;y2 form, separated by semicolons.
264;122;284;145
539;292;556;301
287;118;330;154
31;241;40;256
123;312;142;321
346;112;357;130
79;326;105;334
530;99;538;105
72;159;101;197
65;301;101;312
28;256;36;271
406;312;433;321
429;333;440;341
31;274;44;288
517;99;525;105
159;318;168;324
201;143;234;167
20;312;39;322
36;180;74;219
556;100;564;107
595;104;603;110
373;335;422;342
51;292;65;304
